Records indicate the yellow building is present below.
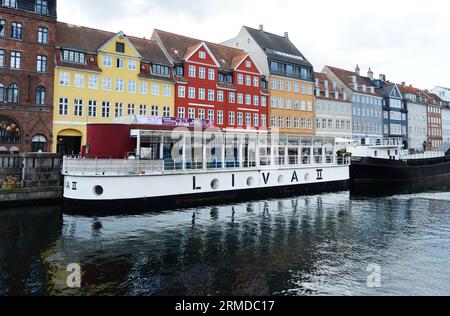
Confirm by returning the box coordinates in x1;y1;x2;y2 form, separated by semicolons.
223;25;316;136
53;22;175;154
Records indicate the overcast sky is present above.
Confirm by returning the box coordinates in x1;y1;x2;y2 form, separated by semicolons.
59;0;449;89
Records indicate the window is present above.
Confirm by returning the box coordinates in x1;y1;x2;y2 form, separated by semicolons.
286;82;292;92
217;91;224;102
270;115;276;127
198;88;205;100
217;110;223;125
163;85;171;97
152;64;169;76
0;20;5;37
116;58;124;69
270;80;276;89
102;77;111;91
253;96;259;106
294;118;299;129
279;116;284;128
151;106;159;117
115;79;124;92
188;108;195;119
163;106;170;118
0;49;5;68
208;69;215;80
199;51;206;59
35;0;48;15
198;109;205;120
11;22;22;40
286;99;291;110
88;75;98;89
245;60;251;68
229;112;235;125
59;72;70;86
278;98;284;109
35;86;46;105
237;113;243;126
140;82;148;95
246;113;251;127
102;101;110;118
103;56;112;67
278;80;284;90
307;101;313;112
58;98;68;116
10;51;21;69
88;100;97;118
61;50;85;64
74;73;84;88
245;75;251;86
208;90;215;101
178;107;185;118
37;27;48;44
261;115;267;127
116;42;125;53
178;86;186;98
74;99;83;117
127;104;135;115
128;59;137;70
188;87;196;99
199;67;206;79
254;114;259;127
148;83;159;96
128;80;137;94
237;74;243;85
294;83;299;93
229;92;235;103
30;134;46;152
175;66;184;76
237;94;243;104
253;77;259;87
261;97;267;107
286;117;291;128
189;65;196;78
6;83;18;103
271;97;276;108
208;110;214;121
308;118;313;129
139;104;147;116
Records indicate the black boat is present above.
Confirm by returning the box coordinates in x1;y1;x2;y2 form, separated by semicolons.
348;140;450;192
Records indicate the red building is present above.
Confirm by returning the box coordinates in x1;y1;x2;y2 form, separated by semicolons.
152;29;269;132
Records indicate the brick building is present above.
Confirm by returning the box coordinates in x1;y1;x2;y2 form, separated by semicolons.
0;0;56;153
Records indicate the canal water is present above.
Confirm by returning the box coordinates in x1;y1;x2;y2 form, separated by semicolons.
1;189;450;296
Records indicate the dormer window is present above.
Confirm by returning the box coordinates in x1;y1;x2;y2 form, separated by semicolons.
199;51;206;59
35;0;48;15
245;61;251;68
116;42;125;53
152;64;169;76
3;0;17;9
175;66;184;77
61;49;86;64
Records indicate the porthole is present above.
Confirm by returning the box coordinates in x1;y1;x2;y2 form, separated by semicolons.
304;173;310;182
211;179;220;190
278;175;285;184
247;176;255;187
94;185;104;196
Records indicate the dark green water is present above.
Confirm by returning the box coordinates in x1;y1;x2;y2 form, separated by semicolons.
1;190;450;296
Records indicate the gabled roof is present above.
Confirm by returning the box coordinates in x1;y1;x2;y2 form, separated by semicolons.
325;66;380;96
243;26;312;68
56;22;172;66
314;72;349;102
153;29;251;71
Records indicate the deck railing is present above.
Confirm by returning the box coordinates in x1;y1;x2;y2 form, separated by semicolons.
63;155;349;176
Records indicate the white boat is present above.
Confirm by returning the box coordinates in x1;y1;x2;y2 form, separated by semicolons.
62;130;350;212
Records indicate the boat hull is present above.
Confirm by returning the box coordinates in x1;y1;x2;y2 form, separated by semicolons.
63;165;349;214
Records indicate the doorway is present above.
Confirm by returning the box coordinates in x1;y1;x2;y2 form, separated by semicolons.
57;136;82;155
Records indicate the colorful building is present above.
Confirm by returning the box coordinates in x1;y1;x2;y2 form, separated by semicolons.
0;0;57;153
53;23;175;155
314;72;352;139
398;83;428;151
323;66;383;142
424;91;443;150
223;25;315;136
152;29;269;133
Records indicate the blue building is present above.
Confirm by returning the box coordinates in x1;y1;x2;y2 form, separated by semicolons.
372;78;408;146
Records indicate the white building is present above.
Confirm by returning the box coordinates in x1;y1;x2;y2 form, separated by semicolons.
442;106;450;144
431;86;450;102
399;84;428;151
314;72;352;139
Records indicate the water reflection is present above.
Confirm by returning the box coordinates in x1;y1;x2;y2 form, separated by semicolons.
1;191;450;296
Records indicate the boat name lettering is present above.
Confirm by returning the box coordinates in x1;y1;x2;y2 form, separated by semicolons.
193;176;202;191
291;171;299;183
317;170;323;180
262;173;270;185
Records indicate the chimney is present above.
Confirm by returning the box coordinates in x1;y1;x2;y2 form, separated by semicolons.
401;82;406;86
379;74;386;82
355;64;360;75
367;68;374;80
284;32;289;39
259;25;264;31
